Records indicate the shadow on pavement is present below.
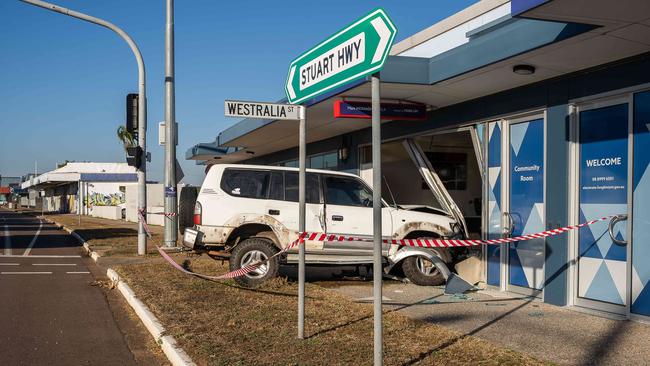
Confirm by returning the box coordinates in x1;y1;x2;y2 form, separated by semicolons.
400;298;535;365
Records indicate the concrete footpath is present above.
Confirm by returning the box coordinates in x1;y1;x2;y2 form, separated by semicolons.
328;281;650;365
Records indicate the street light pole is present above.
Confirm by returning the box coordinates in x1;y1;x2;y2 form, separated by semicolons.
164;0;178;248
21;0;148;255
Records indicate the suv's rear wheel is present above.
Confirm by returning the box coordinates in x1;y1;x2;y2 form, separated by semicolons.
229;238;279;287
402;256;445;286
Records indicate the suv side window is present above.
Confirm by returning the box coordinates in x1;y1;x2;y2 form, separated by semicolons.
285;172;320;204
220;169;270;199
324;175;373;207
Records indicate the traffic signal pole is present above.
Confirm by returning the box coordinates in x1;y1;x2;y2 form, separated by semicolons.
164;0;178;248
22;0;148;255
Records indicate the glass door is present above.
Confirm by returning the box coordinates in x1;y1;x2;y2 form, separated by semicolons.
573;98;631;314
504;116;546;295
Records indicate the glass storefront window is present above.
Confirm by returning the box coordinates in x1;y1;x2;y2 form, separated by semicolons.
279;151;339;170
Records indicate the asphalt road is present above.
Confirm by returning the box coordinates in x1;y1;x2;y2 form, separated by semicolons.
0;209;143;366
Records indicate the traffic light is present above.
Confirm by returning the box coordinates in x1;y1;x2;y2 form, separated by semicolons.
126;93;139;135
126;146;143;169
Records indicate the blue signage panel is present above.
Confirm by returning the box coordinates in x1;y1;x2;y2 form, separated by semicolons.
487;121;502;286
632;91;650;315
508;119;545;290
578;103;628;305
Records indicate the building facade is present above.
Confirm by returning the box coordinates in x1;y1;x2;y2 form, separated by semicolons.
187;0;650;320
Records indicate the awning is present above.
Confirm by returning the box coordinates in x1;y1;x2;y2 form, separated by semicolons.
21;172;137;189
188;1;650;164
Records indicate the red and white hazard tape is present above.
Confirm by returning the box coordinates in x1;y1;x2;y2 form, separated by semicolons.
143;211;178;217
136;208;306;280
153;215;614;281
300;215;612;248
157;234;304;280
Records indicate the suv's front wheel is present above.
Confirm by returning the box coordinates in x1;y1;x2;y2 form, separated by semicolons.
402;256;445;286
229;238;280;287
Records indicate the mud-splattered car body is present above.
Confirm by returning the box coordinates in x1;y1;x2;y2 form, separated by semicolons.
184;163;471;286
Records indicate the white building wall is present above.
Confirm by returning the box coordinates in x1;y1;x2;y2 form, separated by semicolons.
398;2;511;58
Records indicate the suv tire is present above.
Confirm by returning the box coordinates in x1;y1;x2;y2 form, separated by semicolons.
402;256;445;286
229;238;280;288
178;186;198;235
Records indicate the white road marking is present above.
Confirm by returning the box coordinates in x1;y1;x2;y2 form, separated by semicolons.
0;263;20;266
32;263;77;266
3;225;10;256
22;220;43;256
66;271;90;274
1;271;52;275
0;254;81;258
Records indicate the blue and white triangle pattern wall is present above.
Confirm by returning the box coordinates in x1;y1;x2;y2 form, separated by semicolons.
577;102;628;306
578;203;627;305
487;121;502;286
632;91;650;316
508;120;545;290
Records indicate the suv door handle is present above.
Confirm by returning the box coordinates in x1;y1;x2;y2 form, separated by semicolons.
332;215;344;221
268;209;280;215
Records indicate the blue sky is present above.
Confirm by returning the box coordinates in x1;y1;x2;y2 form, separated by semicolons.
0;0;476;185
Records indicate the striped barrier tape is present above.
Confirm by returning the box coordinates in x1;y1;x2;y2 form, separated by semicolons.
147;212;178;217
137;209;153;238
135;208;307;280
157;234;305;280
141;211;178;217
154;215;615;281
300;215;613;248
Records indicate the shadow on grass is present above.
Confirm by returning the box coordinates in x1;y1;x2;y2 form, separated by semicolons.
306;293;447;340
73;227;139;240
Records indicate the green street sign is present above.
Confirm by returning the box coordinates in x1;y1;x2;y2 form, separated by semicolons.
285;8;397;104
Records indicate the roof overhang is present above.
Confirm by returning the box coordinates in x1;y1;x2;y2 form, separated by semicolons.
188;1;650;165
21;172;137;189
512;0;650;26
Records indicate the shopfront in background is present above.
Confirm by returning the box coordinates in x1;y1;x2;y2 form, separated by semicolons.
483;87;650;318
569;88;650;319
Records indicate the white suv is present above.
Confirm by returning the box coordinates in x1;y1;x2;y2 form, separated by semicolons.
184;164;470;287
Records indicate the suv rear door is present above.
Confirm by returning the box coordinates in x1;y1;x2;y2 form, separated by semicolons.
402;138;468;237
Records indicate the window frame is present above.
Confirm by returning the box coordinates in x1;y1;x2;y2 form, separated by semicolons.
284;171;323;204
219;168;271;200
322;173;378;208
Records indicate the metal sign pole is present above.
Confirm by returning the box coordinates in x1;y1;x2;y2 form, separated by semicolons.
163;0;178;248
298;105;306;339
371;73;383;365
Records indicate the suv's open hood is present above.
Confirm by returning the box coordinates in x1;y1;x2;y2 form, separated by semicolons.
397;204;450;216
402;138;469;237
